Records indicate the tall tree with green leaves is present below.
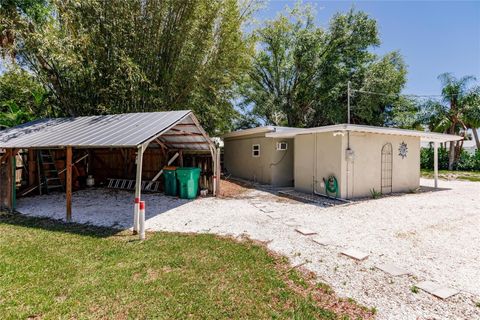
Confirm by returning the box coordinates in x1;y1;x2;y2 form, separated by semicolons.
238;6;407;127
1;0;255;134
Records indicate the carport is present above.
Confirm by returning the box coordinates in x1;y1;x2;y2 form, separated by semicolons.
0;110;220;239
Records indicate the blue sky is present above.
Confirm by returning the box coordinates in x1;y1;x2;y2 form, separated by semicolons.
255;0;480;95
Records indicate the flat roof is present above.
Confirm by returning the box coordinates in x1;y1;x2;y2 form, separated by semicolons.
265;124;463;143
0;111;214;150
222;126;303;139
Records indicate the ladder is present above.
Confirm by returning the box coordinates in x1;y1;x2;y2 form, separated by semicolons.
37;150;64;194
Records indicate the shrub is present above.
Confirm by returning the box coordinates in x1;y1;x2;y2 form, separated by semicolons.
420;146;449;170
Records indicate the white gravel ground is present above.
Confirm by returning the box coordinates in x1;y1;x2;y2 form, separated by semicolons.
17;178;480;319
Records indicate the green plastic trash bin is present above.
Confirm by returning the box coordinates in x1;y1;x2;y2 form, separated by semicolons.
163;166;178;196
176;167;201;199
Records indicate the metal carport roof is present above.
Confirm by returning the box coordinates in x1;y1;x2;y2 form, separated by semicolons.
0;110;214;150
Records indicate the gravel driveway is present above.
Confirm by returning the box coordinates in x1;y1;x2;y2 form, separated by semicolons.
17;178;480;319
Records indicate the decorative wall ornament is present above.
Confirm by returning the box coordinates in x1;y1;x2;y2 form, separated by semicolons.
398;141;408;159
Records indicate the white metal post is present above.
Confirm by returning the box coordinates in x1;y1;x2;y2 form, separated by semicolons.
433;141;439;188
216;147;221;196
139;201;145;240
133;198;139;234
134;145;144;236
347;81;351;124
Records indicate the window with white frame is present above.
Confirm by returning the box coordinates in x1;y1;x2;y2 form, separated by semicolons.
276;141;288;151
252;144;260;157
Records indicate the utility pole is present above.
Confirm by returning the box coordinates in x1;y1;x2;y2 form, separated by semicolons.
347;80;351;124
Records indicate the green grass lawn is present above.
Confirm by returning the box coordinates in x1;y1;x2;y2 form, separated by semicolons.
0;213;372;319
421;169;480;182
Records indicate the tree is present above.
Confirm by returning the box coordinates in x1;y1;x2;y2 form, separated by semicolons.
239;6;407;127
462;88;480;149
0;100;34;128
422;73;478;169
0;66;51;127
1;0;255;134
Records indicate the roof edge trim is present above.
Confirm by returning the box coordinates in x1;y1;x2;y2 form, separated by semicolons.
265;124;463;142
222;126;275;139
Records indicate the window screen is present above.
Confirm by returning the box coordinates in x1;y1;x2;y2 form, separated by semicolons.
252;144;260;157
276;142;288;150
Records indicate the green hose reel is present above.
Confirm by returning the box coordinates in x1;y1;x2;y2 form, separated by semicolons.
323;175;339;198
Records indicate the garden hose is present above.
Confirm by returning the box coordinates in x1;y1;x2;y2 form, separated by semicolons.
323;175;339;198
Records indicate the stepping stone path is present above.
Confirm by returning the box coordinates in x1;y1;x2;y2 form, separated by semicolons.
295;228;317;236
340;248;369;261
311;237;331;246
377;263;410;276
416;281;459;299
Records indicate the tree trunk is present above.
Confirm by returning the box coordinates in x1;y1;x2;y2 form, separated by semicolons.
472;128;480;150
448;124;456;170
448;141;455;170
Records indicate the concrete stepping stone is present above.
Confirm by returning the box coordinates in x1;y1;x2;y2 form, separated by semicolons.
295;227;317;236
377;263;410;276
416;281;459;299
340;248;369;261
311;237;331;246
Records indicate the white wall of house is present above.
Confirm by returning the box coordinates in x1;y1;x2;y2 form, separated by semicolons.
343;132;420;198
293;131;421;199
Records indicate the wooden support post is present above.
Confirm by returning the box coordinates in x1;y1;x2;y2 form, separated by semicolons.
11;152;16;211
28;149;36;186
134;145;144;238
433;141;439;189
5;149;12;211
37;151;42;195
66;146;72;222
211;148;216;196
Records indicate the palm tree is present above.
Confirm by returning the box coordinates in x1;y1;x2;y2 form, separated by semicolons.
436;73;476;169
462;88;480;149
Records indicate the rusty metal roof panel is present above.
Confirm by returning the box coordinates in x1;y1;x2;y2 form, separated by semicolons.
0;111;198;148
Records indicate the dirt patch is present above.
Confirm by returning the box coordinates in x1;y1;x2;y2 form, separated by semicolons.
218;179;252;198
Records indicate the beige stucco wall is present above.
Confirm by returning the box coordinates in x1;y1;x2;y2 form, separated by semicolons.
294;132;420;199
343;132;420;198
294;133;344;195
223;135;294;186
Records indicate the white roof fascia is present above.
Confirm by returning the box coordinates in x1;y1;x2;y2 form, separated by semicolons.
222;126;275;139
266;124;463;143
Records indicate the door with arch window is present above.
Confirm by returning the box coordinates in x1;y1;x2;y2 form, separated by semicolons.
381;143;393;194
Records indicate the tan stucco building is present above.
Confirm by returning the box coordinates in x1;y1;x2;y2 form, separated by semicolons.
223;124;462;199
223;127;296;186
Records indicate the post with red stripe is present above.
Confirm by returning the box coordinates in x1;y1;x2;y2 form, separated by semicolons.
139;201;145;240
133;197;140;234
